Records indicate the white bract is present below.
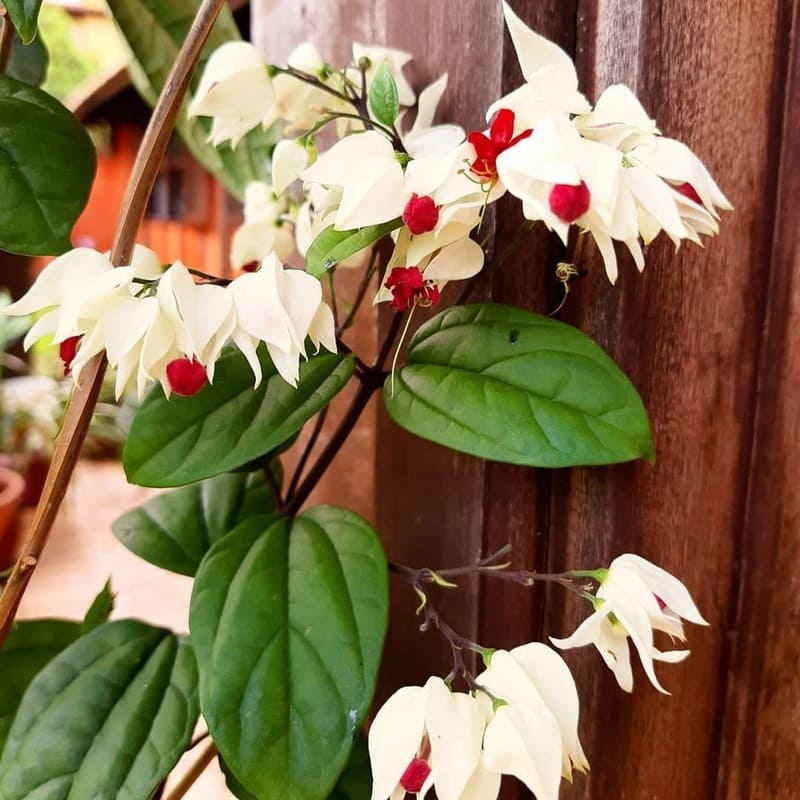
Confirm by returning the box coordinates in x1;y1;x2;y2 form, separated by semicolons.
551;554;708;693
230;181;296;270
369;677;485;800
5;246;335;399
188;41;274;147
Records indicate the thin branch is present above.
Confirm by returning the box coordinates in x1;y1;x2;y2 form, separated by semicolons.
163;741;218;800
336;247;380;336
0;9;16;74
286;406;328;499
0;0;230;648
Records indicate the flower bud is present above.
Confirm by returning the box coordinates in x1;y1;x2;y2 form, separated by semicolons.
548;181;591;222
403;194;440;235
59;335;82;376
166;358;207;397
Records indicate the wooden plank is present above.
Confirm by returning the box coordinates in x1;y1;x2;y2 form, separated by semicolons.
530;1;788;797
715;1;800;797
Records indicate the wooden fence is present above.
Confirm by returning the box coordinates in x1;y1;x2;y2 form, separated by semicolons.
254;2;798;797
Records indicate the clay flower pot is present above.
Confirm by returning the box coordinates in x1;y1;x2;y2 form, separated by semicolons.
0;466;25;571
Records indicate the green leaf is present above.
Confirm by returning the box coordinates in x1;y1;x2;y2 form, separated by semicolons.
0;619;81;754
328;735;371;800
6;31;48;87
307;219;402;278
80;578;115;635
2;0;42;45
124;346;355;488
190;506;388;800
384;303;654;467
0;620;199;800
368;62;399;127
106;0;272;199
221;735;370;800
0;75;96;255
112;471;278;576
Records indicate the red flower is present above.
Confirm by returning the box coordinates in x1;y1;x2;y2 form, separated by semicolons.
403;194;440;235
676;182;702;205
399;758;431;793
467;108;533;180
166;358;208;397
385;266;441;312
59;335;82;376
548;180;591;222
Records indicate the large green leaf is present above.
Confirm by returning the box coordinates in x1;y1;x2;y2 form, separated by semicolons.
6;31;48;87
3;0;42;44
384;303;654;467
112;471;278;576
123;346;354;487
0;75;96;255
307;219;401;278
0;620;199;800
106;0;272;199
221;735;370;800
190;506;388;800
0;619;81;754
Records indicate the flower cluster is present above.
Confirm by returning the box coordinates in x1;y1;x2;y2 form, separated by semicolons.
189;1;729;309
370;645;586;800
5;247;335;399
373;555;705;799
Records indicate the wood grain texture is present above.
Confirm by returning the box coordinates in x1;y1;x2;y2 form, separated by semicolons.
715;1;800;797
538;0;791;797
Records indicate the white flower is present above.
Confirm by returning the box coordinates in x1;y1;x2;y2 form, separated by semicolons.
369;677;486;800
228;253;335;387
398;74;465;159
272;138;312;195
574;84;659;151
551;554;708;693
477;644;588;782
300;130;407;230
230;182;296;270
487;2;590;129
270;42;344;134
188;42;274;148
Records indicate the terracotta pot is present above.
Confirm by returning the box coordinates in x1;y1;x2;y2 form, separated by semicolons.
0;466;25;571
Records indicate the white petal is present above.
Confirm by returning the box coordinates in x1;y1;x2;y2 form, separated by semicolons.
507;643;589;776
610;554;708;625
273;139;310;194
460;759;501;800
550;607;610;651
308;303;336;354
369;685;427;800
483;704;562;800
231;329;263;387
594;618;634;692
127;244;163;280
423;238;484;282
424;677;485;800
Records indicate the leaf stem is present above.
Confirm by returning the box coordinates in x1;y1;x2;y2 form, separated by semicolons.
336;247;380;336
0;9;16;74
0;0;231;649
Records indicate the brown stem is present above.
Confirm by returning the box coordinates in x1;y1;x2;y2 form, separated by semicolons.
336;247;380;336
282;310;405;515
0;0;229;648
0;9;16;74
163;741;218;800
286;406;329;499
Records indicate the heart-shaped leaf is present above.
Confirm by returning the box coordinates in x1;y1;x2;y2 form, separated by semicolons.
0;620;199;800
0;75;96;255
384;303;654;467
123;346;355;488
306;219;401;278
112;471;278;576
190;506;388;800
0;619;81;754
106;0;273;199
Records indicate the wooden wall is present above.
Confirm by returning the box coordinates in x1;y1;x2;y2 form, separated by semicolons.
253;1;799;798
